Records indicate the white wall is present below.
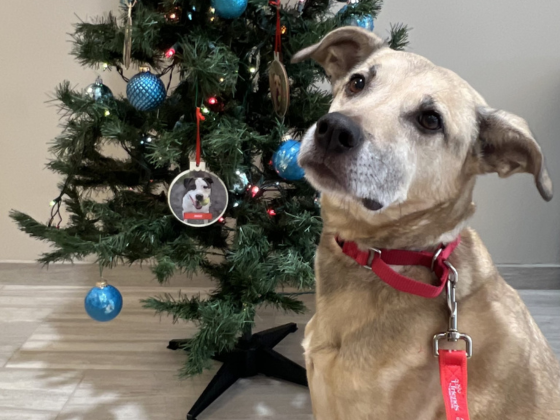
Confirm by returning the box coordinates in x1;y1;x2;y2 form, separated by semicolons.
1;0;559;263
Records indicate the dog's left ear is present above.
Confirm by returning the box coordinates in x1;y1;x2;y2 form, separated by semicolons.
203;177;213;185
477;107;553;201
291;27;385;82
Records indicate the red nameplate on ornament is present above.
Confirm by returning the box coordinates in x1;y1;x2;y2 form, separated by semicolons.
184;213;213;220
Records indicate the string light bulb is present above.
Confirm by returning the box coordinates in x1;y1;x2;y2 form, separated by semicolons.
165;47;176;58
249;67;257;73
251;186;260;197
267;209;277;216
165;5;182;22
208;97;218;105
281;25;287;35
104;110;111;117
218;216;225;223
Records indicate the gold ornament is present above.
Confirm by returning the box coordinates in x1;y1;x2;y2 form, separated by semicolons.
269;56;290;117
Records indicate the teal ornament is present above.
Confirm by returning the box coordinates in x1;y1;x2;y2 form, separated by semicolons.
84;281;123;322
338;5;375;31
126;70;167;111
86;77;113;102
230;170;249;194
272;140;305;181
211;0;247;19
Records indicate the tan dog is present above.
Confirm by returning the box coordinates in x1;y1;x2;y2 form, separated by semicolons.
292;27;560;419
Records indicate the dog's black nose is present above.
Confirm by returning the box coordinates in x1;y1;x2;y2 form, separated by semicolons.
315;112;363;153
195;194;204;201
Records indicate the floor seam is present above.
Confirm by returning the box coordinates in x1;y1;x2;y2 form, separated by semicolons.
54;370;87;420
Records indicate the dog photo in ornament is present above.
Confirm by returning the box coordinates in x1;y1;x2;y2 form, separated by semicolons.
168;170;228;227
182;176;213;223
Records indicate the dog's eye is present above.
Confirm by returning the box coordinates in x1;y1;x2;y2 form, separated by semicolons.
348;74;366;94
418;111;442;131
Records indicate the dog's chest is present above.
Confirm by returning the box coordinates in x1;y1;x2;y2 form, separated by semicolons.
305;320;445;420
306;265;449;419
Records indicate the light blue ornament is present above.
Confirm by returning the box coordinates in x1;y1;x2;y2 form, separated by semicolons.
126;70;167;111
211;0;248;19
86;77;113;102
338;5;375;31
273;140;305;181
85;282;123;322
230;170;250;194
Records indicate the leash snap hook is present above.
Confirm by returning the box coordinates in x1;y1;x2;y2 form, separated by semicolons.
433;261;473;358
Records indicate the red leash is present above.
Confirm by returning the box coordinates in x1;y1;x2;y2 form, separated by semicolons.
439;350;471;420
338;236;472;420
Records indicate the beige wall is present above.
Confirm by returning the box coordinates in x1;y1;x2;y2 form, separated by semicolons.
0;1;121;262
1;1;559;263
376;0;560;264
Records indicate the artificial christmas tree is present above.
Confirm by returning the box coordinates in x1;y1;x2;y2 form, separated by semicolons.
11;0;407;417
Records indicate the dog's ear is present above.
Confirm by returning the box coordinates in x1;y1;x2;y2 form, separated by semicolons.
291;27;385;82
477;107;553;201
183;178;195;190
203;177;213;185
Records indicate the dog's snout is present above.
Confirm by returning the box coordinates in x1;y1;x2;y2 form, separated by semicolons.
315;112;363;153
195;194;204;201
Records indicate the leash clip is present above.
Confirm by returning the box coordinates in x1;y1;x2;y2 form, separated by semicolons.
433;261;473;358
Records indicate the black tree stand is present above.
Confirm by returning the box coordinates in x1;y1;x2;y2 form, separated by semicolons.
168;323;308;420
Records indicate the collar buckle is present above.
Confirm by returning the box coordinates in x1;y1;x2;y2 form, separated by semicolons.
365;247;382;269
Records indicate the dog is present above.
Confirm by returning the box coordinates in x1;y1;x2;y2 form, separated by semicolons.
292;27;560;419
182;176;213;223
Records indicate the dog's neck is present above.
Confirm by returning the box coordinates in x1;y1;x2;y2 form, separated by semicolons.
321;179;476;251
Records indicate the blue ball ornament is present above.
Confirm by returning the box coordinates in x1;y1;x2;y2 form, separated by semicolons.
211;0;247;19
338;6;375;31
84;282;123;322
273;140;305;181
126;70;167;112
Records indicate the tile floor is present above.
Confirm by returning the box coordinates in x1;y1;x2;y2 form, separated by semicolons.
0;264;557;419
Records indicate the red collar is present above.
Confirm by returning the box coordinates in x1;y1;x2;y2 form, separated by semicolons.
337;237;461;298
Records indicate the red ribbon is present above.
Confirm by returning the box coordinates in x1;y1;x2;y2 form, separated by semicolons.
439;350;471;420
269;0;282;55
195;107;205;167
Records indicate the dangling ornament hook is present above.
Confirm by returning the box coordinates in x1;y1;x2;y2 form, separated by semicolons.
123;0;137;69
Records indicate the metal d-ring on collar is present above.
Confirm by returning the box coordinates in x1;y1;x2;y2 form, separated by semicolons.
433;261;473;358
365;247;382;268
